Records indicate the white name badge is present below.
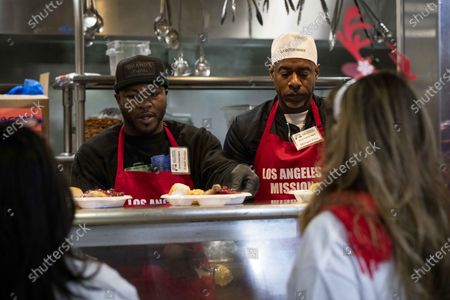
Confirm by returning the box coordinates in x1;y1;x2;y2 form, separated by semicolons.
170;147;190;174
291;126;324;151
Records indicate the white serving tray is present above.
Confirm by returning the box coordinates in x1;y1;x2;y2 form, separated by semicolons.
74;195;132;209
160;193;252;207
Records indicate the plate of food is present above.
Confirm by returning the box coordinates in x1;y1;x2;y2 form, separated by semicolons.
70;187;132;209
287;183;320;203
161;183;251;206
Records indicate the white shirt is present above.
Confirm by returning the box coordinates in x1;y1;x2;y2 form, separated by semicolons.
285;111;309;129
55;258;139;300
287;212;404;300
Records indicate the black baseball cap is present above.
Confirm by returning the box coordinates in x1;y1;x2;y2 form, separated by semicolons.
113;55;168;92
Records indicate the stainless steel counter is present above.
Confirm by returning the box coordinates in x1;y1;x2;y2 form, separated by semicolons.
73;204;305;247
74;204;306;225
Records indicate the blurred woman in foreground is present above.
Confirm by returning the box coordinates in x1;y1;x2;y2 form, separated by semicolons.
288;71;450;300
0;125;139;299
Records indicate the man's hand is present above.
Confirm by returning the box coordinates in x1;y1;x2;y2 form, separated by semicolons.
229;164;259;195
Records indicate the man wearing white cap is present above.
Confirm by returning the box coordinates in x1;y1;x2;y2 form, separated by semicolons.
224;32;325;204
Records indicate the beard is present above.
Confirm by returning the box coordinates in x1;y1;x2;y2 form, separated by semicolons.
122;107;165;136
279;93;311;113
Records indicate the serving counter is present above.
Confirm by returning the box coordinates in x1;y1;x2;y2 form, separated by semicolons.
72;204;306;299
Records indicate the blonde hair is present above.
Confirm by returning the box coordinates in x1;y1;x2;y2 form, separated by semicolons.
302;71;450;299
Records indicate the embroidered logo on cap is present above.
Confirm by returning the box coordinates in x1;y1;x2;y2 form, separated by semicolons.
124;61;156;77
271;33;317;64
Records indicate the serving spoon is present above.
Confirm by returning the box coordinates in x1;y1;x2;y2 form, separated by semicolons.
172;0;190;76
194;1;211;76
154;0;170;42
165;0;180;49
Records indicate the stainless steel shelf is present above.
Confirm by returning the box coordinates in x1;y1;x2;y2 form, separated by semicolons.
54;75;348;90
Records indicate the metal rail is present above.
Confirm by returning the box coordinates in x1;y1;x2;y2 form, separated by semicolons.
55;75;349;90
73;0;85;155
74;204;306;225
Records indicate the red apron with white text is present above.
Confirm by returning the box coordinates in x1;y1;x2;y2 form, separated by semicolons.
114;124;215;299
253;99;324;204
114;124;193;207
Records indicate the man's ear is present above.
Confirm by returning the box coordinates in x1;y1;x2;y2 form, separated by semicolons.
315;64;321;79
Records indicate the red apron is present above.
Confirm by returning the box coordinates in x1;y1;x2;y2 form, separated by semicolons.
114;124;215;299
253;99;324;204
114;124;193;207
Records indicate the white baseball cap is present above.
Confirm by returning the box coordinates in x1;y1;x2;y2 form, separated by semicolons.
271;33;318;65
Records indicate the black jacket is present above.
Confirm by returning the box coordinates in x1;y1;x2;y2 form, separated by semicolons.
71;121;238;191
223;95;326;165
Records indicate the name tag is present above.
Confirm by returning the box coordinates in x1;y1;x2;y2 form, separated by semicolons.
291;126;324;151
170;147;190;174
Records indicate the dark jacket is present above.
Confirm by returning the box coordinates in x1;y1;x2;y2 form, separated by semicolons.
72;121;238;191
223;95;326;165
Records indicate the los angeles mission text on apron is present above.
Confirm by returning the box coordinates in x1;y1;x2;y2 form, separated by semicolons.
253;99;324;204
262;166;322;193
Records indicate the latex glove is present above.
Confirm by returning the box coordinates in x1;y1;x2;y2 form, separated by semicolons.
229;164;259;195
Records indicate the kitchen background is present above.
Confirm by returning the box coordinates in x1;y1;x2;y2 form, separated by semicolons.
0;0;447;164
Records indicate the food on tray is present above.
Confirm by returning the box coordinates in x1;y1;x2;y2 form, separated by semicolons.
71;186;129;209
85;189;125;197
205;184;237;195
213;264;233;287
168;183;191;195
215;186;238;194
167;183;238;196
85;189;108;197
105;189;125;196
70;187;84;198
309;182;321;192
168;183;237;196
165;183;241;205
70;187;125;198
186;189;204;205
163;184;248;206
205;184;221;195
188;189;205;195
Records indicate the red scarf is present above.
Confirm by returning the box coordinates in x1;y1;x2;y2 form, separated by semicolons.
326;192;393;277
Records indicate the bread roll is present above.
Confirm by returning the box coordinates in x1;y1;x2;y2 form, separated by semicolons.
70;187;84;198
168;183;191;195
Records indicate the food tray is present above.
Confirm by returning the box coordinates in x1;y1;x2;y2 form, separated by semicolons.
74;195;132;209
160;193;252;207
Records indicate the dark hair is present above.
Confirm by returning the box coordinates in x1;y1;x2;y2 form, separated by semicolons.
302;70;450;299
0;125;96;299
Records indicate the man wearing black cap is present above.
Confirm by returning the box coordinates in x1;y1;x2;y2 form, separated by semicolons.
71;55;258;206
